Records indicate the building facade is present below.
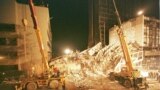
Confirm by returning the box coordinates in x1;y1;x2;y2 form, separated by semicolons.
0;0;52;75
109;15;160;70
88;0;160;47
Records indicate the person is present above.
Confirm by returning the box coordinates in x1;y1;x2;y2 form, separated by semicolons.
132;69;140;90
51;66;60;78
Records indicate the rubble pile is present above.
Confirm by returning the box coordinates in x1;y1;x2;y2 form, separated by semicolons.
51;42;143;88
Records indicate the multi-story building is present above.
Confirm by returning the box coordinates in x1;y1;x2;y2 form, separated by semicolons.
109;15;160;70
88;0;115;47
0;0;52;76
88;0;160;47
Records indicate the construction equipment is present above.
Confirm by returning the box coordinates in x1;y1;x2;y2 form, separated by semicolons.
18;0;65;90
109;0;148;89
0;0;65;89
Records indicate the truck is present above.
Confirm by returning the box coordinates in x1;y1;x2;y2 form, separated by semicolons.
21;0;65;90
0;0;65;90
109;0;148;89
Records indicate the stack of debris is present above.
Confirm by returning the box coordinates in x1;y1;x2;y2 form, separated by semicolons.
50;42;143;88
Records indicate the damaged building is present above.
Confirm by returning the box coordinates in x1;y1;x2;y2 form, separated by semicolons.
109;15;160;70
88;0;160;47
0;0;52;76
50;15;160;88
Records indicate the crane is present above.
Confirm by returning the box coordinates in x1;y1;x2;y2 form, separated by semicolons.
112;0;133;76
17;0;65;90
109;0;148;89
28;0;49;72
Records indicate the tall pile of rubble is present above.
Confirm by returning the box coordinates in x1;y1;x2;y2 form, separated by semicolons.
51;42;143;88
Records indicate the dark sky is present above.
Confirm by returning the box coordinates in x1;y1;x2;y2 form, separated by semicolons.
49;0;89;56
48;0;159;57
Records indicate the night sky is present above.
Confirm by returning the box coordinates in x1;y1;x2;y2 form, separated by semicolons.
48;0;159;57
49;0;89;56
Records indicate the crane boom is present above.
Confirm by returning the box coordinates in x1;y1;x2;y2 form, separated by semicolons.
110;1;148;89
112;0;133;74
28;0;49;71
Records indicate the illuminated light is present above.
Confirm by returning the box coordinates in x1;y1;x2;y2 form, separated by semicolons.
137;10;144;15
2;72;5;75
64;48;72;55
0;56;5;60
32;66;35;71
140;71;149;77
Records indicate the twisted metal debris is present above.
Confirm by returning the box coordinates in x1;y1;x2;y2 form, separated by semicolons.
50;42;143;88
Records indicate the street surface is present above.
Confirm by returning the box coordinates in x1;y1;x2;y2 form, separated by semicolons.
38;78;160;90
147;78;160;90
0;77;159;90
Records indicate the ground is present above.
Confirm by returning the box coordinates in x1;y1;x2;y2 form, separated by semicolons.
0;78;159;90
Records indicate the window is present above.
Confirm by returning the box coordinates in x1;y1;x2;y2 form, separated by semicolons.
0;23;15;32
6;38;17;45
0;38;17;45
0;38;6;45
0;51;18;59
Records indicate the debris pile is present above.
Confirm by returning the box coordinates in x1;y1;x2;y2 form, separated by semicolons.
50;42;143;88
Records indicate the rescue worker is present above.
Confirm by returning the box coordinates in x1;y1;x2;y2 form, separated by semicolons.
50;65;60;78
132;69;140;90
53;67;60;78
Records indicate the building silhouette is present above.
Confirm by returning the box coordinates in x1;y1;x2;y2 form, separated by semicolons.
88;0;160;47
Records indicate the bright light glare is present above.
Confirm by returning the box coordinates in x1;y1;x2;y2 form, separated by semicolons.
137;10;144;15
64;48;72;55
0;56;5;60
140;71;148;77
32;66;35;71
